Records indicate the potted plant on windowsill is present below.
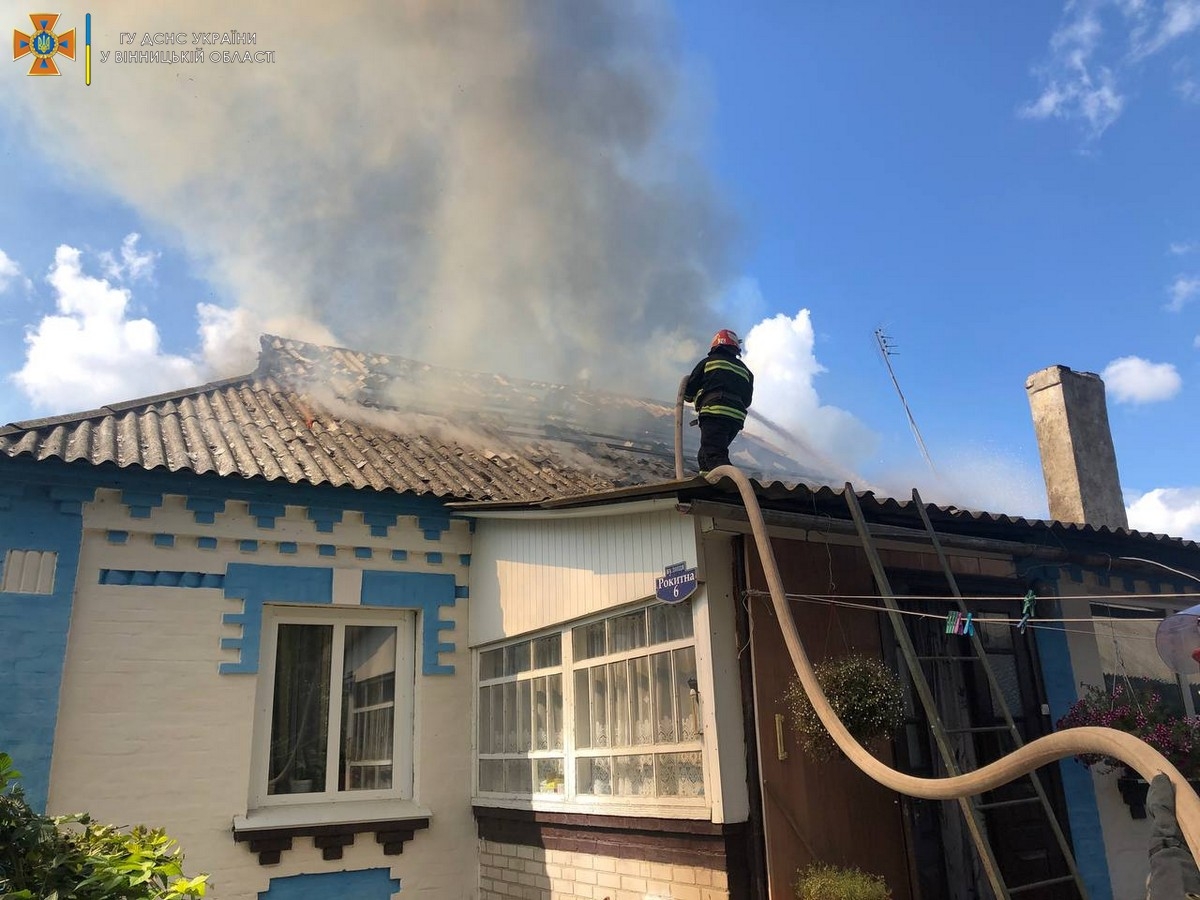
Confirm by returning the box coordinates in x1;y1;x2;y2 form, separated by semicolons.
1055;683;1200;818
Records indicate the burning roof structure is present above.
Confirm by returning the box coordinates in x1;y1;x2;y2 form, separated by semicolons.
0;335;826;502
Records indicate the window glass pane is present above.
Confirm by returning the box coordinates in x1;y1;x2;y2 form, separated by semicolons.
479;648;503;681
652;651;676;743
1091;607;1181;701
609;660;631;747
491;678;505;753
503;681;519;753
631;655;653;745
609;610;647;653
533;635;561;669
976;614;1011;652
586;665;609;748
478;685;494;755
534;676;549;751
577;757;612;795
505;758;532;794
674;647;699;741
269;623;332;795
986;655;1022;719
536;758;565;795
574;669;592;749
573;621;606;661
479;759;504;793
549;673;563;750
518;679;533;753
340;625;396;792
614;754;654;797
649;603;693;644
656;751;704;798
504;641;531;677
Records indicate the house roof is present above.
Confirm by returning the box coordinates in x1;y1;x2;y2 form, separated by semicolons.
0;335;819;502
453;476;1200;558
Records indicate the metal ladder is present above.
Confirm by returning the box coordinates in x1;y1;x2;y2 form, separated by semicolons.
844;484;1089;899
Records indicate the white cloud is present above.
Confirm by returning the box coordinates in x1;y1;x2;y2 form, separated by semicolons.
1127;487;1200;539
740;309;878;479
12;243;201;411
1170;239;1200;254
1133;0;1200;55
1194;333;1200;348
1101;355;1183;403
1021;5;1125;136
0;249;31;295
98;233;158;283
1167;274;1200;310
1026;0;1200;136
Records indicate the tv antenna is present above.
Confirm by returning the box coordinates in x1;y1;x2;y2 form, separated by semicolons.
875;328;937;475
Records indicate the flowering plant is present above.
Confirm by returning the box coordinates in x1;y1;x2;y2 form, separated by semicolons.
1055;683;1200;779
784;654;906;760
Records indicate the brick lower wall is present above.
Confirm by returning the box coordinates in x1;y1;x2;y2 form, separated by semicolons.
480;839;731;900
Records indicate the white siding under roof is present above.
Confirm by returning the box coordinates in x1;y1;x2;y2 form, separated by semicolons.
469;502;699;643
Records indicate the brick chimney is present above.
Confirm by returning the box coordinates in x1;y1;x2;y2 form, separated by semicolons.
1025;365;1128;530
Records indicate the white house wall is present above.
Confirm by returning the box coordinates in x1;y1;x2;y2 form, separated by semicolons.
469;505;698;644
48;489;476;900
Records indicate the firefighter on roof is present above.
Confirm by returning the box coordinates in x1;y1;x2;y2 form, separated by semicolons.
684;329;754;473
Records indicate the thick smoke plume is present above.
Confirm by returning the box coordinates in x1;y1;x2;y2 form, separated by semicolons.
3;1;734;396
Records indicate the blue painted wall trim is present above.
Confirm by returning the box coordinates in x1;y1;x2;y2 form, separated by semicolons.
364;513;397;538
99;570;224;588
1036;614;1113;900
0;477;95;811
259;868;400;900
249;502;286;529
0;457;460;523
417;515;449;541
186;496;225;524
220;565;334;674
361;570;457;675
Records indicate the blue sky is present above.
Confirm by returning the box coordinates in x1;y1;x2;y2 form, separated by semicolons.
1;1;1198;536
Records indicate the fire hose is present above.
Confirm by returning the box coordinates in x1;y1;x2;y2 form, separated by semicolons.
700;463;1200;865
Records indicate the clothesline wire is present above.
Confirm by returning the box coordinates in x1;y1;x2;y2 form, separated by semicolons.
744;590;1200;603
742;589;1166;638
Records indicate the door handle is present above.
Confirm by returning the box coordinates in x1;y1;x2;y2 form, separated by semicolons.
775;713;789;760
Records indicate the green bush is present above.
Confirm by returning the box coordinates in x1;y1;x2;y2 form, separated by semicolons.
794;863;891;900
0;752;208;899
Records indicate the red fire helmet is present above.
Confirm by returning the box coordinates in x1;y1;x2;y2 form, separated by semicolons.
710;329;742;353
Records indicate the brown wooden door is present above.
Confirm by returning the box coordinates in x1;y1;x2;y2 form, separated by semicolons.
746;540;915;900
889;574;1079;900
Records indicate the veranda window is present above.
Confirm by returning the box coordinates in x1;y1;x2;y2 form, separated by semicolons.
475;602;705;805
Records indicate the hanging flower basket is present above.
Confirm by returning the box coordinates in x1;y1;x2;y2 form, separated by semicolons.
1055;682;1200;818
783;654;906;760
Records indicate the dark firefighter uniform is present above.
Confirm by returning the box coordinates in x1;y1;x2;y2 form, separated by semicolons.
683;342;754;472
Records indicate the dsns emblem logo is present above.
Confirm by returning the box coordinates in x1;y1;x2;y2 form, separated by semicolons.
13;13;75;76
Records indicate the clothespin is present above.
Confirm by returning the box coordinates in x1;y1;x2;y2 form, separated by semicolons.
1018;590;1036;634
945;611;960;635
961;612;975;637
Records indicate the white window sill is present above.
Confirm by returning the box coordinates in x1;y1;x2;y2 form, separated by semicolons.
472;795;710;820
234;798;431;832
232;800;432;865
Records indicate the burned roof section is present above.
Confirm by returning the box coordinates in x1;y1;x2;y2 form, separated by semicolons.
0;334;823;501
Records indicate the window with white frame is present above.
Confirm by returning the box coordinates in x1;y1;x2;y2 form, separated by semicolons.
253;606;416;806
1091;602;1200;717
476;602;704;804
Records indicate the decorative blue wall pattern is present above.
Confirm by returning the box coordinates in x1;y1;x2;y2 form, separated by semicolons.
259;868;400;900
